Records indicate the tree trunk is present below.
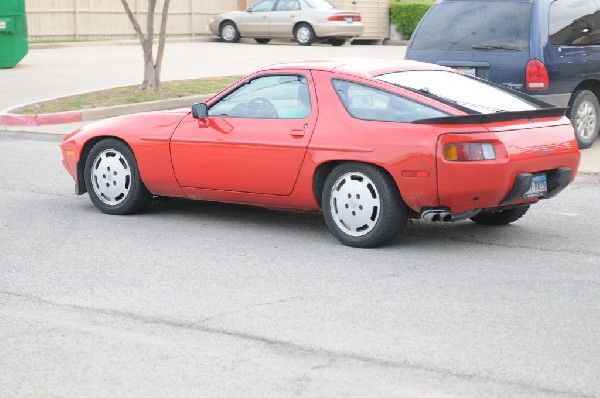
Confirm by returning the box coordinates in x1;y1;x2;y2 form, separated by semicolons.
120;0;171;91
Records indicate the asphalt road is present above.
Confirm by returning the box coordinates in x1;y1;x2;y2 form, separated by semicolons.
1;131;599;397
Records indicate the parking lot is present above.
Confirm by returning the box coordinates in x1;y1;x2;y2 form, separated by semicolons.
1;40;600;397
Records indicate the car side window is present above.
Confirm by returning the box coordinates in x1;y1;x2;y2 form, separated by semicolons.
250;0;277;12
550;0;600;46
275;0;301;11
331;79;448;122
209;75;312;119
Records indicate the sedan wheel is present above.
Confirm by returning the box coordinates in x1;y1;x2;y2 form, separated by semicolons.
84;139;151;215
322;163;408;248
220;22;240;43
294;23;315;46
568;89;600;149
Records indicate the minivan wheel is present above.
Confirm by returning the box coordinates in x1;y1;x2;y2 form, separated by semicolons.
568;89;600;149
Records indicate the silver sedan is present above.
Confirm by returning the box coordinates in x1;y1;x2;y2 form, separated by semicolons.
208;0;364;46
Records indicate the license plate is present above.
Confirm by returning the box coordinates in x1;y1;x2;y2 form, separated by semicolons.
523;174;547;199
454;67;476;76
345;17;353;23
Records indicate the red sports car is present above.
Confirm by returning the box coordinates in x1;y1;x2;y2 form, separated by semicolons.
60;60;580;247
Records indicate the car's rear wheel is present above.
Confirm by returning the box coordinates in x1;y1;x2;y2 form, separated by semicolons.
220;21;240;43
470;205;530;225
322;163;408;248
84;139;151;215
568;89;600;149
294;23;315;46
329;39;346;46
255;38;271;44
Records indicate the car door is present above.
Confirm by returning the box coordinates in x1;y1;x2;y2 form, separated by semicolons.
237;0;277;37
170;72;317;196
270;0;301;37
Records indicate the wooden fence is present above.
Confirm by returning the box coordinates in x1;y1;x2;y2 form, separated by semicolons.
24;0;389;41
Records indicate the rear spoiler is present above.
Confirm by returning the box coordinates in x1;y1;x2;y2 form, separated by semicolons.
413;107;567;125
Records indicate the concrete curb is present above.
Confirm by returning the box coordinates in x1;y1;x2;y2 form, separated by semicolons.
0;94;213;127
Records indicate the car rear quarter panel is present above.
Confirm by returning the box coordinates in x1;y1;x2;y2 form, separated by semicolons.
437;118;580;213
305;70;461;212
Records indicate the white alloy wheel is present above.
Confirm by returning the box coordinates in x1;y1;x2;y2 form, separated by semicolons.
329;171;381;237
576;99;597;141
90;148;132;206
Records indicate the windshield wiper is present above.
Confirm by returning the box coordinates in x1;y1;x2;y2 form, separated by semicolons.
472;44;520;51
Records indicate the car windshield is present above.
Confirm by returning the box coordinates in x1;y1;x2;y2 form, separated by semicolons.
303;0;334;9
410;1;532;51
376;70;538;113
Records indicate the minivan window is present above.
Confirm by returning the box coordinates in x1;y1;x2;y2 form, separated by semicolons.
549;0;600;46
376;71;538;113
410;1;532;51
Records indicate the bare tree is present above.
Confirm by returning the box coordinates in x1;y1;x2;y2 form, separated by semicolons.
120;0;171;90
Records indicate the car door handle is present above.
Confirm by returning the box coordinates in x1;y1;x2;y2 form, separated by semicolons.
290;129;305;137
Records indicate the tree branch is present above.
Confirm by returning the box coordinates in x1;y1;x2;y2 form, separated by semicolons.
154;0;171;82
119;0;144;45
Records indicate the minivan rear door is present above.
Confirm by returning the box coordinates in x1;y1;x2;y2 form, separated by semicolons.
406;0;534;91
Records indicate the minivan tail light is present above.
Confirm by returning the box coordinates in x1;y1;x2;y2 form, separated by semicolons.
526;59;549;90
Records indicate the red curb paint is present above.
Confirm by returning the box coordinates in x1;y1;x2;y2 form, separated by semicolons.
0;111;81;126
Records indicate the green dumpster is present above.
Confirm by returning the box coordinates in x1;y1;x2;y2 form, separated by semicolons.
0;0;28;68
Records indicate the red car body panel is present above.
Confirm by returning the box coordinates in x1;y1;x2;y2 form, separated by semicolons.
60;60;581;217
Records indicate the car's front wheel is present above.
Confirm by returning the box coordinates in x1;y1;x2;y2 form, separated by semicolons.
470;205;530;225
322;163;408;248
568;89;600;149
294;23;315;46
220;21;240;43
84;139;152;215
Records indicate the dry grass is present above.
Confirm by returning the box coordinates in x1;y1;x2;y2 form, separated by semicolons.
19;76;243;114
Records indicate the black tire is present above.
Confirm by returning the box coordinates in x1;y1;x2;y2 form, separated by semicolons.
220;21;240;43
255;38;271;44
294;23;316;46
84;139;152;215
329;39;346;46
470;205;530;225
322;163;408;248
567;89;600;149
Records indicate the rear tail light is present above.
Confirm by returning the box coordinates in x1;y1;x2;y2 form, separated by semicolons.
443;143;496;161
526;59;549;90
328;14;361;22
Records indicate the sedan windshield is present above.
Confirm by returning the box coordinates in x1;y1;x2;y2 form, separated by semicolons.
376;70;538;114
304;0;334;9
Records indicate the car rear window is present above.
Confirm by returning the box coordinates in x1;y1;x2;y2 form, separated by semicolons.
376;70;538;114
410;1;532;51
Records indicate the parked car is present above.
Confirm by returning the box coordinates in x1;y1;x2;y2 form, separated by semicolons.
208;0;363;46
406;0;600;149
60;60;580;248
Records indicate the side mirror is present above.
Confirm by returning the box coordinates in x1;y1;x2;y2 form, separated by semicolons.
191;103;208;119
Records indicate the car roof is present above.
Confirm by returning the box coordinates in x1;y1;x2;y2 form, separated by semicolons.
257;59;451;78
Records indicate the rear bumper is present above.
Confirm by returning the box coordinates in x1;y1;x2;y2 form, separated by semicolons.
499;167;571;205
313;22;364;39
532;93;571;108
